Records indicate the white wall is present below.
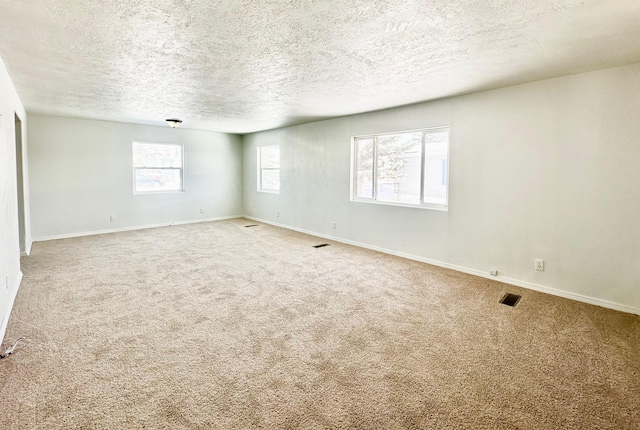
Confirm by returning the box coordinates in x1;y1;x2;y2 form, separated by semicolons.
243;63;640;314
0;57;29;343
28;115;242;240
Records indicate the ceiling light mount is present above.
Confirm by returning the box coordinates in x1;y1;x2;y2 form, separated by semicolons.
165;118;182;128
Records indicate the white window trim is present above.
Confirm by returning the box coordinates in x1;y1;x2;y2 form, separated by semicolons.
257;144;280;194
350;126;450;211
132;141;185;194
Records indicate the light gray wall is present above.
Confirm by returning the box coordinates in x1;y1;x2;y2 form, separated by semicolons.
0;57;29;342
243;63;640;314
28;115;243;239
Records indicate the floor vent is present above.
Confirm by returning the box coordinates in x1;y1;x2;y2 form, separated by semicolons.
313;243;330;248
500;293;522;307
245;224;258;228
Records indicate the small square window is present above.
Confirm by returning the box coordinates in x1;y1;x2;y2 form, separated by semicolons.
133;142;184;193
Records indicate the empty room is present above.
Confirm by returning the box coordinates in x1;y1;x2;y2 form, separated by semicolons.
0;1;639;428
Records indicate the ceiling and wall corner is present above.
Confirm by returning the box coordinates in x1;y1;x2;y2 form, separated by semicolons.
0;0;639;133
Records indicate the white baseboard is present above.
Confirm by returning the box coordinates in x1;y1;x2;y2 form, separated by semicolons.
0;271;23;345
32;215;244;243
244;215;640;316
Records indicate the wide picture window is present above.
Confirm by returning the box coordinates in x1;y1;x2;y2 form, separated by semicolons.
352;127;449;210
133;142;184;193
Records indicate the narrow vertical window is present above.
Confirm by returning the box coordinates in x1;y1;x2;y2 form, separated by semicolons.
133;142;183;193
422;129;449;206
257;145;280;193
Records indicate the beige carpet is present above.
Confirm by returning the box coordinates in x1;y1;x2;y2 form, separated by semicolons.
0;218;638;429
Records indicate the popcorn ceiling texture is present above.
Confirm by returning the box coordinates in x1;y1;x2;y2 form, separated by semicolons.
0;219;639;428
1;0;640;132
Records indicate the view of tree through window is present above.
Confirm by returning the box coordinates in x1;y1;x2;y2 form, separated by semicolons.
352;127;449;209
133;142;183;193
376;132;422;204
355;138;373;199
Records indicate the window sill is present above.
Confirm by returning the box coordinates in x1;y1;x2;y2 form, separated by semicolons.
258;189;280;194
134;190;185;195
351;198;448;212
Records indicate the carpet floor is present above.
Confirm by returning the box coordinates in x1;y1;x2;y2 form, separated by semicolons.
0;218;638;429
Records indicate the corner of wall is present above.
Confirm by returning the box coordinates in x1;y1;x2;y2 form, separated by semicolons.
0;272;22;344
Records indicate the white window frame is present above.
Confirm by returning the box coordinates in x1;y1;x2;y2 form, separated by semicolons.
257;144;280;194
132;141;184;194
350;126;450;211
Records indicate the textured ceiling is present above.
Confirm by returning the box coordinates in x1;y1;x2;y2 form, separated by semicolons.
1;0;640;133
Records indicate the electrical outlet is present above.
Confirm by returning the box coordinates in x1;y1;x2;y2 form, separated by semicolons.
276;211;280;218
489;268;498;276
5;274;8;290
109;215;117;222
331;222;336;229
535;259;544;271
200;208;204;214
